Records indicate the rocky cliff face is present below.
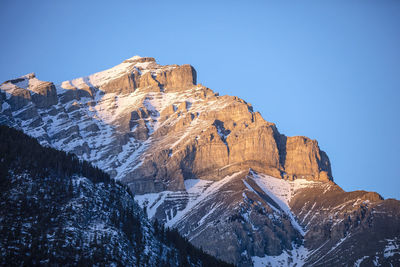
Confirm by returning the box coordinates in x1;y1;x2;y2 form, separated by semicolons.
289;184;400;266
98;57;196;94
1;73;58;110
0;56;331;194
1;56;399;266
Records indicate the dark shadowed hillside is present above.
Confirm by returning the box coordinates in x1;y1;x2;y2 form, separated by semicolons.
0;125;233;267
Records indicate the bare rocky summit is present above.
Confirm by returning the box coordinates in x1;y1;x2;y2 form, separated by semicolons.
1;56;399;266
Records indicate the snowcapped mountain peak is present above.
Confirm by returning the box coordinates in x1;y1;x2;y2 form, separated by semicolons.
1;56;399;267
57;55;194;96
0;72;36;91
22;72;36;79
127;55;143;61
122;55;156;63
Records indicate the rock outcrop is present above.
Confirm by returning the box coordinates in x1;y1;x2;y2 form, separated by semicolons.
0;73;58;110
98;57;197;94
279;135;332;181
123;89;332;194
30;80;58;108
289;183;400;266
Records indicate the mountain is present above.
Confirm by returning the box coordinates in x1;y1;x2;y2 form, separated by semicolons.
0;125;232;266
1;56;399;266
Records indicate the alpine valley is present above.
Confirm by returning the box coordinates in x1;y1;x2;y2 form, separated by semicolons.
1;56;399;266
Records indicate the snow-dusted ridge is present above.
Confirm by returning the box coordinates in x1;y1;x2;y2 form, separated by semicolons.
0;56;203;181
61;55;155;90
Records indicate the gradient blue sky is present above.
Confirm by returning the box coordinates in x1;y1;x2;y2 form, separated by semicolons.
1;0;399;199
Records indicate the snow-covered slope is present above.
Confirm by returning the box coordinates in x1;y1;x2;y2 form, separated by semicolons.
135;170;324;266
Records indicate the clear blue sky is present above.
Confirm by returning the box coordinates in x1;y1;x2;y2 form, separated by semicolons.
1;0;399;199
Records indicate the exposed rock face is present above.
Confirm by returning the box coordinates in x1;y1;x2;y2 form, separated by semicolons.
98;58;197;94
282;136;332;181
7;88;31;111
30;80;58;108
0;73;58;110
1;56;399;267
100;72;137;94
155;64;197;91
162;171;304;265
123;56;156;64
290;183;400;266
123;92;332;194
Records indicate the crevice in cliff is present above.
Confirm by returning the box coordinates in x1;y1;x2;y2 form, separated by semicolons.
212;119;231;155
319;150;333;178
272;126;287;171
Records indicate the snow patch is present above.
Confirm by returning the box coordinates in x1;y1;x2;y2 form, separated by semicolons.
127;55;142;61
184;179;212;193
250;172;310;235
252;172;320;206
1;102;10;112
252;243;309;267
354;256;369;267
165;172;244;227
14;78;29;89
135;191;173;219
243;180;258;194
384;238;400;258
312;234;351;265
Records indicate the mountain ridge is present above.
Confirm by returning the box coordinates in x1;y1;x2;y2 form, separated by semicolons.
0;55;333;191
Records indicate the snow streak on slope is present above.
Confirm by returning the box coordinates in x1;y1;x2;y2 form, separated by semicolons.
60;56;167;90
250;171;319;206
135;170;318;267
135;191;175;219
134;172;244;228
135;171;323;238
244;172;331;266
384;238;400;258
166;172;244;227
248;171;321;236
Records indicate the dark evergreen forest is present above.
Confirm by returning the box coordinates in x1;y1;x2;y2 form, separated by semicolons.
0;125;233;267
